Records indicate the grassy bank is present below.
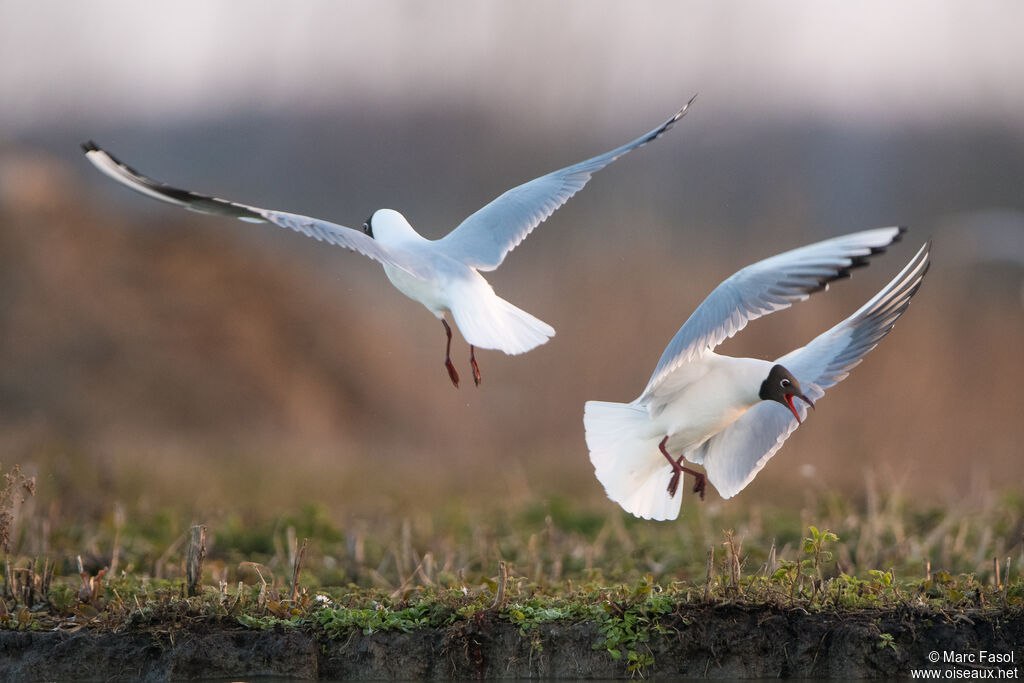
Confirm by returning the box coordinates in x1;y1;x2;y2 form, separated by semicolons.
0;457;1020;679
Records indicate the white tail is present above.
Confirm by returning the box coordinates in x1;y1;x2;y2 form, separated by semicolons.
583;400;682;521
450;286;554;355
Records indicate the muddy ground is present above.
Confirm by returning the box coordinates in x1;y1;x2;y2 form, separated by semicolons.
0;604;1020;681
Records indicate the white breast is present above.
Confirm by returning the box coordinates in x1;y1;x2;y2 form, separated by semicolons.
647;354;771;450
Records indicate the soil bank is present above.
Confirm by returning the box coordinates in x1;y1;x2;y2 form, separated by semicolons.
0;604;1020;681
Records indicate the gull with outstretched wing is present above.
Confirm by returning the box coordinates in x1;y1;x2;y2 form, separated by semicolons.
83;97;695;387
585;227;930;520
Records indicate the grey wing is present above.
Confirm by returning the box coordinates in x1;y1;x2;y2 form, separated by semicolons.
81;142;429;278
436;97;696;271
686;242;930;499
639;226;907;404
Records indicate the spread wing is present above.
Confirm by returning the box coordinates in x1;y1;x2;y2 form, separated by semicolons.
686;242;930;499
436;97;695;271
80;142;429;278
639;226;907;405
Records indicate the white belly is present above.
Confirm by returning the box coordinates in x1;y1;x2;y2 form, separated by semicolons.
383;263;449;316
658;389;752;448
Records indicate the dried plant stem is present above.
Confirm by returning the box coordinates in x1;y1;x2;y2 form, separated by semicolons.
186;525;207;597
703;546;714;602
290;537;308;601
109;504;124;579
286;526;297;569
723;530;742;594
491;560;507;610
0;464;36;554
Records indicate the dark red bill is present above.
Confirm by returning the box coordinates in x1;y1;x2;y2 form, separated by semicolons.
784;393;815;424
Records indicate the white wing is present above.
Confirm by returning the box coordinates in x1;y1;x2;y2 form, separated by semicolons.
80;142;430;278
687;242;930;499
640;226;907;404
436;97;695;271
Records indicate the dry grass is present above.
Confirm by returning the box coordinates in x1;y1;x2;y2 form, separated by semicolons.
2;451;1020;599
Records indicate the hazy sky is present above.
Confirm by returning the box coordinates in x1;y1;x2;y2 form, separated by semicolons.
3;1;1023;134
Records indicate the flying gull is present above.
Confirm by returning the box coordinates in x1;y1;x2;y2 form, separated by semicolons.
584;227;930;520
82;97;695;387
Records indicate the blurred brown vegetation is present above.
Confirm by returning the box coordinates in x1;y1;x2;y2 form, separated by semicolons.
0;121;1022;535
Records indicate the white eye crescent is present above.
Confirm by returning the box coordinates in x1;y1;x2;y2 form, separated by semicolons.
781;378;791;387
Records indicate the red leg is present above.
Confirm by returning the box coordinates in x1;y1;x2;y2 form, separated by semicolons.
659;437;683;498
470;345;482;387
442;319;459;388
658;437;707;501
687;467;707;500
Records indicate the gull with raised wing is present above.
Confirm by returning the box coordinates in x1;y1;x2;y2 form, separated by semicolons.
82;98;694;387
584;227;930;520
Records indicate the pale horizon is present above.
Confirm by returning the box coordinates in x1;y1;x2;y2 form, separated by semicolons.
3;1;1023;134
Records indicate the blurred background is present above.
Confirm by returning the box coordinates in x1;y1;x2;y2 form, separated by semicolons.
1;1;1022;538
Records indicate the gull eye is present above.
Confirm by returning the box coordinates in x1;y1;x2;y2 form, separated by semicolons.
362;222;371;235
781;378;791;387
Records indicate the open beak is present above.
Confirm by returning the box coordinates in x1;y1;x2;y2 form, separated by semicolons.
784;393;815;424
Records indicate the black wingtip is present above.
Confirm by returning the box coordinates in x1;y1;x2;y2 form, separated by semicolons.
848;254;872;269
865;226;908;257
650;94;699;142
81;140;99;154
675;93;698;121
815;227;910;289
